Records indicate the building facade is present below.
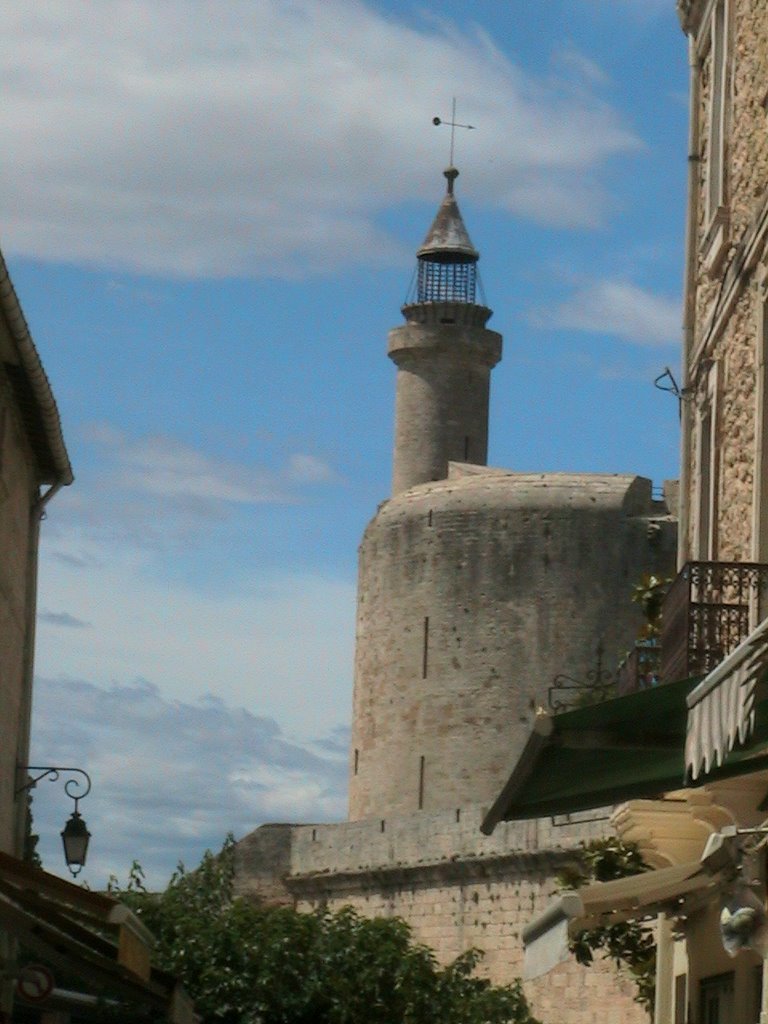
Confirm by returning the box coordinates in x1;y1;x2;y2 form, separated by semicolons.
678;0;768;568
0;251;72;859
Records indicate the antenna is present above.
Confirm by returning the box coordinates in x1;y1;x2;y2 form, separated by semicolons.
432;97;475;166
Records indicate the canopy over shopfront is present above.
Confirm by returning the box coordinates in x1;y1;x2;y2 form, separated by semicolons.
0;851;195;1023
482;674;768;833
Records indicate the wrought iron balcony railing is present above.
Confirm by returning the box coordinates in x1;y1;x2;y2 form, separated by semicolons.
659;561;768;684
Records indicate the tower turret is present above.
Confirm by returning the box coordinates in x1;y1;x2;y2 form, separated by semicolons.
388;167;502;495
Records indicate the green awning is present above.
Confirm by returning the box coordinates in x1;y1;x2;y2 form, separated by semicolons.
481;676;768;833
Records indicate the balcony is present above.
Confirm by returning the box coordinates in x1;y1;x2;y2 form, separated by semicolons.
659;561;768;684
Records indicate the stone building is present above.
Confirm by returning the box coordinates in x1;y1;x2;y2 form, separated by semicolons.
237;165;678;1023
677;0;768;569
0;249;72;858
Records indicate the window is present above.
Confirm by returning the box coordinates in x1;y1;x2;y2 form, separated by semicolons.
674;974;687;1024
695;362;720;560
753;271;768;567
699;972;734;1024
700;0;730;272
707;0;728;223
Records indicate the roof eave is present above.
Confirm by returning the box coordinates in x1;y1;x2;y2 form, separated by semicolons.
0;249;73;487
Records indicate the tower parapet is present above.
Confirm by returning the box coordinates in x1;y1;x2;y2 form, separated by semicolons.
388;168;502;495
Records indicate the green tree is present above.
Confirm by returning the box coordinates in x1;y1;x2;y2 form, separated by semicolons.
111;837;537;1024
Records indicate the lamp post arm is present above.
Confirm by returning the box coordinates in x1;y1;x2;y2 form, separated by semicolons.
16;766;92;801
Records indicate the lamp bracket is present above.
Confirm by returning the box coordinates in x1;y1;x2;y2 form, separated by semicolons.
16;766;92;807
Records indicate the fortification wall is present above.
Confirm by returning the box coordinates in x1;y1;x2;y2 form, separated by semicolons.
235;807;647;1024
349;470;677;820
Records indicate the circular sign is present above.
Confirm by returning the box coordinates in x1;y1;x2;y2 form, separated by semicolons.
16;964;54;1004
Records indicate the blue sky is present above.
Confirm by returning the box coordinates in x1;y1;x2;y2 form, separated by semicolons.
3;0;687;886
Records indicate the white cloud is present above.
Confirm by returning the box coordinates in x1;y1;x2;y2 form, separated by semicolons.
530;278;680;346
285;453;337;484
35;423;355;737
552;42;610;87
36;533;356;739
65;425;339;548
0;1;640;278
29;677;348;887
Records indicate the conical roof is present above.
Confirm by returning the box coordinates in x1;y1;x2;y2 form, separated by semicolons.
417;167;478;262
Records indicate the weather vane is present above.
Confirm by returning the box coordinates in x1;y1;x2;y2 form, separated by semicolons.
432;98;476;166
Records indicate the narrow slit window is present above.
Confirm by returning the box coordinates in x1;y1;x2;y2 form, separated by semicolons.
707;0;728;222
418;755;425;810
353;748;359;775
422;616;429;678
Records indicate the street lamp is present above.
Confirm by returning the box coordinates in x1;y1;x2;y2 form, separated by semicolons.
16;766;92;877
61;806;91;876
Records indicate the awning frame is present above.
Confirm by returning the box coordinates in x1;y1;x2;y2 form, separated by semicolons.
522;854;732;981
685;615;768;780
0;851;195;1023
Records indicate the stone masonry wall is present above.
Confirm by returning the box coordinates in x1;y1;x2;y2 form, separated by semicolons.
713;283;758;561
349;470;676;820
235;807;647;1024
388;321;502;495
0;359;36;855
685;0;768;560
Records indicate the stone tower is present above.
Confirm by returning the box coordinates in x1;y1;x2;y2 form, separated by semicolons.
348;170;677;822
389;167;502;494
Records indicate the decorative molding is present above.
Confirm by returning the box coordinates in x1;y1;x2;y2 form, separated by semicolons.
611;797;715;868
678;0;711;39
691;189;768;369
702;206;730;277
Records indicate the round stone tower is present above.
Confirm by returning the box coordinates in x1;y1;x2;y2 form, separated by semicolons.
389;167;502;494
348;169;678;822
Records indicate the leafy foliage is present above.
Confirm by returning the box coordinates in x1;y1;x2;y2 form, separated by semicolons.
111;837;538;1024
631;573;672;640
557;838;656;1014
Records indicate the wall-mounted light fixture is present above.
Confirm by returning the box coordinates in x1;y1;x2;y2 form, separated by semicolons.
16;766;92;877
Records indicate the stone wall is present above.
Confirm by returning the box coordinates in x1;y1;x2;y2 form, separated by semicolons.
683;0;768;561
349;469;676;820
0;356;37;855
389;316;502;495
235;807;647;1024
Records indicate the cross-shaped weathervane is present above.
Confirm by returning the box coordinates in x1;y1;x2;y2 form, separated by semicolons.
432;98;475;166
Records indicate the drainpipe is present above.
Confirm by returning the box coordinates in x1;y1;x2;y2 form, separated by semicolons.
13;481;63;858
678;31;700;570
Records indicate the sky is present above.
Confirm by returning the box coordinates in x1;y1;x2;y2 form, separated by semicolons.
2;0;689;887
